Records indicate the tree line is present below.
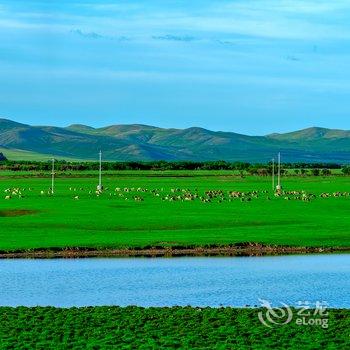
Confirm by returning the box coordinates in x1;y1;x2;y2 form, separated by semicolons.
0;159;349;175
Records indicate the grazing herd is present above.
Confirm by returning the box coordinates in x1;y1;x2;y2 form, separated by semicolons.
2;185;350;204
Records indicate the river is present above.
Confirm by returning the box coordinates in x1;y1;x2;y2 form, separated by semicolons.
0;254;349;308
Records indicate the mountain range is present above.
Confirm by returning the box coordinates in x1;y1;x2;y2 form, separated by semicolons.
0;118;350;163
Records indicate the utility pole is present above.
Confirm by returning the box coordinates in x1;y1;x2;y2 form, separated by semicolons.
276;152;281;191
97;150;103;191
272;158;275;192
51;158;55;195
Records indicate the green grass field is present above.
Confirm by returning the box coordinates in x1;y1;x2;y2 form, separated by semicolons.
0;307;348;349
0;147;85;162
1;171;350;252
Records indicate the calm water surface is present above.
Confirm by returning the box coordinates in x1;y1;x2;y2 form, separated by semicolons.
0;254;349;308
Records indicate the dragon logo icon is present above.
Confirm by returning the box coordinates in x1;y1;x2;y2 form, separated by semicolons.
258;299;293;328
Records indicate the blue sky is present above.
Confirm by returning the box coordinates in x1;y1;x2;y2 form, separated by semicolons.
0;0;350;134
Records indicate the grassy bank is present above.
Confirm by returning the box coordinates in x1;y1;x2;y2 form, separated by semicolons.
1;172;350;252
1;245;348;259
0;307;348;349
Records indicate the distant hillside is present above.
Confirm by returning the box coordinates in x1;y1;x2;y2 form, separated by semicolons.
267;127;350;141
0;118;350;163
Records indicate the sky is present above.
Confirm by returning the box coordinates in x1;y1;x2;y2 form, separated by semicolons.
0;0;350;135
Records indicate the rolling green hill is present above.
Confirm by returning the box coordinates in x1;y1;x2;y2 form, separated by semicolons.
0;118;350;162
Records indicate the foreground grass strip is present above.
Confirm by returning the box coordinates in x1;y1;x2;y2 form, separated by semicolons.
0;307;348;349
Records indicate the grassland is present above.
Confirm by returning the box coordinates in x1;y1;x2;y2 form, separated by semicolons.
0;307;348;349
0;171;350;254
0;147;84;162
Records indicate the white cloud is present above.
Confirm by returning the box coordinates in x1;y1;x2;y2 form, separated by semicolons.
1;0;350;40
0;18;38;29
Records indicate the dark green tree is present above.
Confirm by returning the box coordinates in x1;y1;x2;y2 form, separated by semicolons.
311;168;320;176
0;152;7;162
341;166;350;175
321;168;331;176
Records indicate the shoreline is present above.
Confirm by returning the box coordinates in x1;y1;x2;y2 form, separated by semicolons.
0;244;349;259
